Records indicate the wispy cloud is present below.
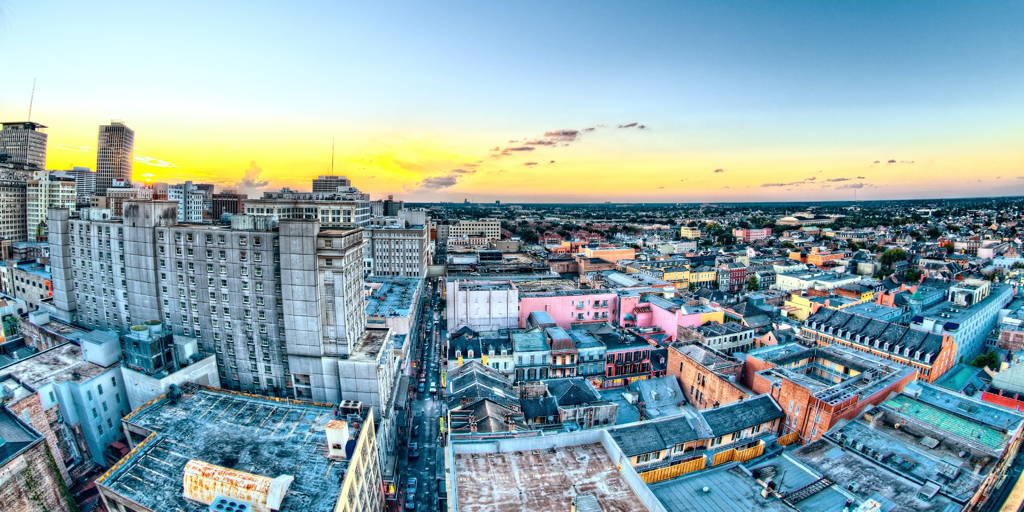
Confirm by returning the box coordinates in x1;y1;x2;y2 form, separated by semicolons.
62;144;91;152
413;167;477;190
489;122;647;159
826;177;851;182
836;182;875;190
134;155;177;168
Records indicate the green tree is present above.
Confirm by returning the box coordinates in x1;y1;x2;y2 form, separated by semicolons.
881;248;907;267
747;275;759;291
969;351;1000;371
904;268;923;282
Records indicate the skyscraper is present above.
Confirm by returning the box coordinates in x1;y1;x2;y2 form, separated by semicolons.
95;121;134;195
0;121;48;168
312;175;351;194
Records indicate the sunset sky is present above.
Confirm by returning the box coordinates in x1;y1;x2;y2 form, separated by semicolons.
1;1;1021;202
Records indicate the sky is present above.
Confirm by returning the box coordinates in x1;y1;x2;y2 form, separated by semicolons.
1;1;1022;202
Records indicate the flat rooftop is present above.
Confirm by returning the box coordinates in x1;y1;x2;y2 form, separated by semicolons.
348;327;390;361
652;456;852;512
793;438;959;510
365;277;420;318
0;342;110;387
755;344;911;403
99;387;363;512
453;443;646;512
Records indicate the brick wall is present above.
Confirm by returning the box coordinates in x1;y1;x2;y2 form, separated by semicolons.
7;393;71;484
0;437;71;512
667;346;747;409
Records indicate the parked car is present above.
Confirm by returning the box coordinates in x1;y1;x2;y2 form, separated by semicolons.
405;477;418;510
408;442;420;460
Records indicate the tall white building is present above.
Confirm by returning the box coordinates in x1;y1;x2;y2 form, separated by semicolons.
364;209;432;278
0;121;47;168
27;170;77;240
53;167;95;205
167;181;213;223
96;121;134;195
0;162;29;241
48;202;369;401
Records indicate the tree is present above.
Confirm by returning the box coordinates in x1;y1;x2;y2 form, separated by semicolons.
747;275;759;291
904;268;923;282
969;351;1000;371
881;248;907;267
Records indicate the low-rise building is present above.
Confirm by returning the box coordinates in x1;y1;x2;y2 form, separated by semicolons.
447;429;659;511
97;386;383;512
799;382;1024;510
744;343;916;442
0;336;129;467
678;322;757;354
911;280;1013;362
667;342;748;409
775;270;860;293
365;278;422;336
802;308;957;383
732;227;772;243
445;280;518;332
679;225;702;239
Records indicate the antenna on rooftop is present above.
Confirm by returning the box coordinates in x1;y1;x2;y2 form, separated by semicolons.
27;78;37;121
330;137;335;173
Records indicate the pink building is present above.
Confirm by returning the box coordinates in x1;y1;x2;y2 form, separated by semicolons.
518;291;619;329
732;227;773;242
619;293;723;341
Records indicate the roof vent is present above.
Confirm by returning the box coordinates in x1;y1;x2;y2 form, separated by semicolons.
209;497;251;512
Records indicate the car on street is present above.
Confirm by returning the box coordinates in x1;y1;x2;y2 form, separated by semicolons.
417;381;425;394
405;477;418;510
408;442;420;460
429;382;437;394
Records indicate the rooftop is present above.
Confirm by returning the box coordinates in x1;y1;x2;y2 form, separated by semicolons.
652;455;853;512
99;386;364;512
752;344;912;404
348;328;391;362
365;278;420;318
0;342;111;388
0;407;42;466
452;443;646;512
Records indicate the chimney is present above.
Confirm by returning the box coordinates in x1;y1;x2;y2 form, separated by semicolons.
325;420;350;459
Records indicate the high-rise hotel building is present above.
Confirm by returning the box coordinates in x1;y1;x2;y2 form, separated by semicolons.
48;201;368;401
96;121;134;195
0;121;48;168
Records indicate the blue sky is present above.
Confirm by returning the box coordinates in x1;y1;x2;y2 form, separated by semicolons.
1;1;1021;201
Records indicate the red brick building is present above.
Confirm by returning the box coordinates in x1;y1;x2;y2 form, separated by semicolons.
744;343;916;443
667;342;748;409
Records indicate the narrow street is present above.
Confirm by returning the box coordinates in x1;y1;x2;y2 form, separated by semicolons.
396;277;448;511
